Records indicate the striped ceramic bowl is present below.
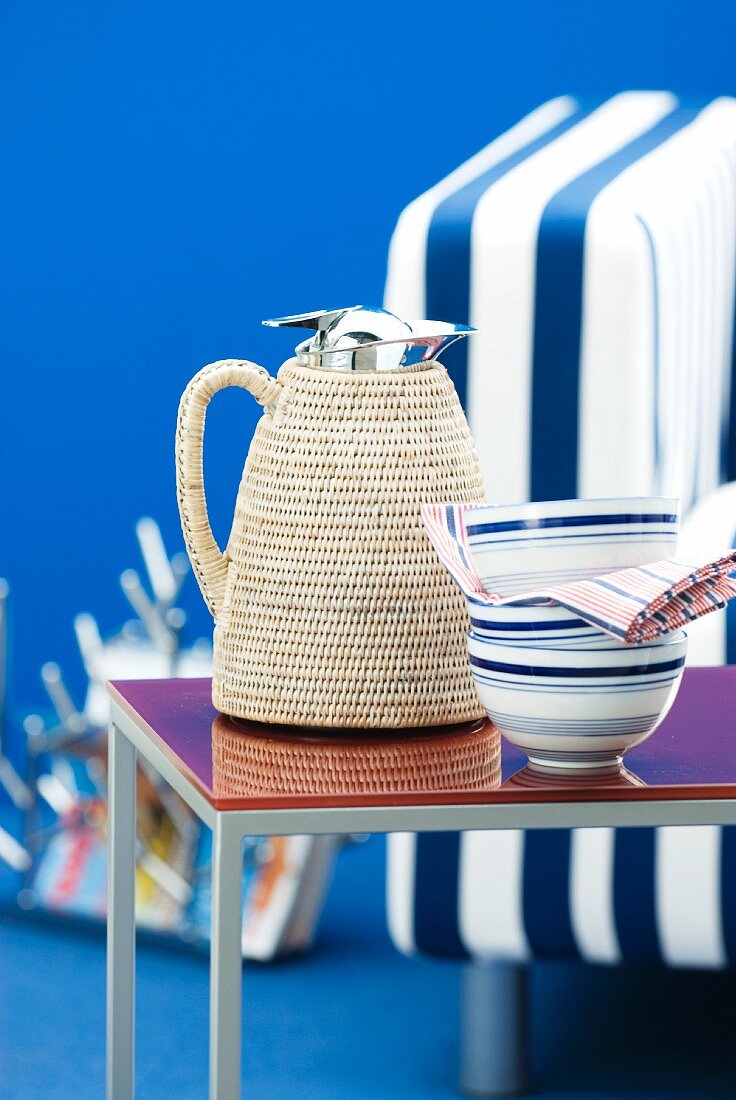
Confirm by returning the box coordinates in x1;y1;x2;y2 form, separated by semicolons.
463;496;680;598
467;600;612;648
467;630;688;769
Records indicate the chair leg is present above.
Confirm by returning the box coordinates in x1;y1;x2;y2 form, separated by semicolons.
460;961;528;1097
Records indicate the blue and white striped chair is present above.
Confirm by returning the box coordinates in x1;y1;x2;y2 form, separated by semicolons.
384;95;736;1096
387;488;736;1095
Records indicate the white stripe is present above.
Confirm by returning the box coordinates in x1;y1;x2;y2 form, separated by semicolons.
569;828;621;964
687;100;736;499
655;825;726;968
383;97;577;320
669;135;721;509
467;91;677;503
386;832;417;955
577;189;656;498
459;830;529;961
712;146;736;493
680;480;736;556
694;143;725;498
579;101;736;508
684;603;727;666
680;480;736;666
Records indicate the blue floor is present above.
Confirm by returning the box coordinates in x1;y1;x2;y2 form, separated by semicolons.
2;835;736;1098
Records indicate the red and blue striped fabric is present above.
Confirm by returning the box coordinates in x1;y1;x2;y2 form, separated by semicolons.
421;502;736;645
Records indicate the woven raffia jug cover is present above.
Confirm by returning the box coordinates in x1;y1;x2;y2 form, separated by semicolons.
176;355;486;728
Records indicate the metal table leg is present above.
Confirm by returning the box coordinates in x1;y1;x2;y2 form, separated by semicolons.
210;816;244;1099
106;722;137;1099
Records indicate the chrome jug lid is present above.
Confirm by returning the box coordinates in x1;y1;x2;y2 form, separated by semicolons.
263;306;475;372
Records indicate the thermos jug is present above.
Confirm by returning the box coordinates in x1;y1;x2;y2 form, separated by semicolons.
175;307;486;728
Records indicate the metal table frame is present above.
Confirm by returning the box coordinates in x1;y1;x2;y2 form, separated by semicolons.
106;696;736;1099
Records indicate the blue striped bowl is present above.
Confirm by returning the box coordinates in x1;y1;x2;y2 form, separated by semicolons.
468;600;612;648
468;630;688;769
463;496;680;599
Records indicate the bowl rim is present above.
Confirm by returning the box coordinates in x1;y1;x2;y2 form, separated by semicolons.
457;495;681;527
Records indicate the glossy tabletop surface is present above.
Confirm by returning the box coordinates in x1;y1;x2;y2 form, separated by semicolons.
108;667;736;811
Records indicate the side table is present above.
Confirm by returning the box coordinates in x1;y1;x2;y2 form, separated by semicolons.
106;669;736;1098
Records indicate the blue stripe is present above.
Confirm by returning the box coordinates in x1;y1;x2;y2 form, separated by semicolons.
613;828;662;963
445;507;475;573
468;532;678;552
492;722;656;737
727;520;736;664
471;676;680;695
412;832;467;959
704;587;725;609
469;615;590;631
468;653;686;678
425;101;590;408
490;712;658;729
490;710;659;722
530;106;701;501
721;827;736;964
590;578;648;605
726;214;736;480
466;512;678;537
522;830;579;959
540;600;628;639
638;565;677;584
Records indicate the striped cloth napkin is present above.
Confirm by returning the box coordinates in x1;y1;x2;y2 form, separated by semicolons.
422;503;736;645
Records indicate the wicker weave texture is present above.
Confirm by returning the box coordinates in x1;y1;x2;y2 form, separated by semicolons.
177;356;486;728
212;719;501;797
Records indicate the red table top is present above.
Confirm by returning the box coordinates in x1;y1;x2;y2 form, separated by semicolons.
108;667;736;811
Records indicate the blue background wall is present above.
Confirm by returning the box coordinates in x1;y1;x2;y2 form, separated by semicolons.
2;1;736;706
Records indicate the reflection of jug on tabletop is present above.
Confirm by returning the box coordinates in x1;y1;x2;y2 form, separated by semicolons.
176;307;486;729
210;714;502;799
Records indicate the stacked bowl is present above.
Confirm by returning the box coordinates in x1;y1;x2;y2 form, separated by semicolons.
461;497;687;769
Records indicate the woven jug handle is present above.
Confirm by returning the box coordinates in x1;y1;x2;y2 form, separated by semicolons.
175;359;282;621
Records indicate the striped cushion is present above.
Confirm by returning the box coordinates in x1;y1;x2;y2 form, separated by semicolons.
386;479;736;967
385;93;736;513
388;827;736;968
384;94;736;968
